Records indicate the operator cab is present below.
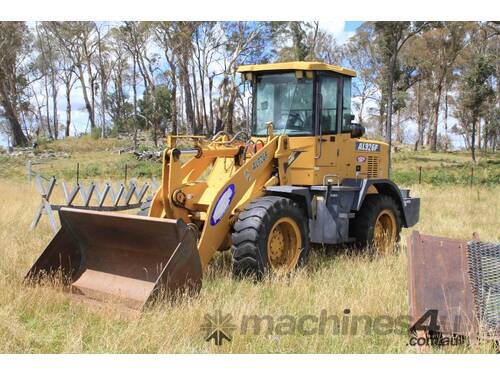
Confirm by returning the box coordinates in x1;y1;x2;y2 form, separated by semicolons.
238;61;386;186
238;61;360;138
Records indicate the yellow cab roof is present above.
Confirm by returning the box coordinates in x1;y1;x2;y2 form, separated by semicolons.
237;61;356;77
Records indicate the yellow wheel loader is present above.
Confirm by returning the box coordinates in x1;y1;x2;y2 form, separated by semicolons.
26;62;420;309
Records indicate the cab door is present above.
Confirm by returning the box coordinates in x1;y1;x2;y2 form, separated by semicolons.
315;74;340;170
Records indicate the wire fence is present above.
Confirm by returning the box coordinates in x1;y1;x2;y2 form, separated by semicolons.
392;165;499;187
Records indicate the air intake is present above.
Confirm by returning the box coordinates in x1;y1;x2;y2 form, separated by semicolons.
367;156;380;178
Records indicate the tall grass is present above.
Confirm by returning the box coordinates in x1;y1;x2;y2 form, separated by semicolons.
0;138;498;353
0;178;497;353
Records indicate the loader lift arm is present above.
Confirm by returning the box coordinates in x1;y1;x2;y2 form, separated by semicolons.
150;133;288;268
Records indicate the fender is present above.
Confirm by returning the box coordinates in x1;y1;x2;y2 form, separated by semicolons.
344;178;420;228
264;185;313;217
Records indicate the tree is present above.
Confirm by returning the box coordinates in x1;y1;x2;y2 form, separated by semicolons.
96;24;114;137
138;85;172;140
118;22;162;143
342;27;380;125
374;22;429;149
456;55;495;162
270;22;325;62
214;22;269;134
59;58;77;137
192;22;224;134
0;22;30;146
46;21;98;131
419;22;467;151
312;28;341;64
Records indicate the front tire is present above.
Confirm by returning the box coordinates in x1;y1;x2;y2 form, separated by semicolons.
231;196;310;278
350;194;402;255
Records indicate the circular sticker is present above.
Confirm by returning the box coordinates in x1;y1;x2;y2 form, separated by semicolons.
210;184;235;226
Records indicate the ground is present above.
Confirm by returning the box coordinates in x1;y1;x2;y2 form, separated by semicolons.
0;137;498;353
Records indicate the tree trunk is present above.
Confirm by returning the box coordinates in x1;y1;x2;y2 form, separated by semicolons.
208;75;214;135
132;58;138;149
44;75;53;140
51;76;58;139
471;117;477;163
378;99;385;137
191;62;202;134
225;82;238;134
83;42;96;130
385;55;395;145
181;61;195;134
170;73;178;135
395;109;402;143
65;80;71;137
76;64;96;130
0;82;28;146
477;119;481;150
443;89;449;151
98;29;107;138
359;97;365;125
197;57;208;135
414;83;422;151
483;117;489;151
164;52;178;136
429;79;444;152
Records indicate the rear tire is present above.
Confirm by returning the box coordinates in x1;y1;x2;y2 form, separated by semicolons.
231;196;310;278
350;194;402;255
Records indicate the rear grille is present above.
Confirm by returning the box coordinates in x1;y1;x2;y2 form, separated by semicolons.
367;156;380;178
467;241;500;332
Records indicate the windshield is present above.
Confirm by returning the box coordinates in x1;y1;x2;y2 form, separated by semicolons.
253;73;314;136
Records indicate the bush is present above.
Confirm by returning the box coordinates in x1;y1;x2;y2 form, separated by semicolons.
90;127;102;140
83;164;100;178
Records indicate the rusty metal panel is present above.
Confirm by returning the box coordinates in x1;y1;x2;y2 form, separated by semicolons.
407;231;477;335
26;208;202;310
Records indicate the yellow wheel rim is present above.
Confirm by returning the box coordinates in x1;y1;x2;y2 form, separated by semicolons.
373;209;397;254
267;217;302;272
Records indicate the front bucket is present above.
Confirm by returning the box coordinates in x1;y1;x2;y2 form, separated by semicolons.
25;208;202;309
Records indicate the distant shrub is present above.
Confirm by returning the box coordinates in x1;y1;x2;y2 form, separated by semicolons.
90;128;102;140
83;164;100;178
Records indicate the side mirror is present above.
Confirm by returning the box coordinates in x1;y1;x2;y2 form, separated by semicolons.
350;123;365;138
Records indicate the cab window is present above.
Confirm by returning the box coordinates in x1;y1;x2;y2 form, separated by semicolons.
319;75;338;134
253;73;314;136
342;77;352;132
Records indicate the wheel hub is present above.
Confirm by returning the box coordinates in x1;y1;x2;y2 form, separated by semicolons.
373;209;396;254
267;217;302;271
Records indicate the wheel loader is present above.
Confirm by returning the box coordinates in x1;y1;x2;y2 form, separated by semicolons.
26;61;420;309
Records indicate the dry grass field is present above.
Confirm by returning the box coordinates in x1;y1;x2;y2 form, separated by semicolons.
0;143;498;353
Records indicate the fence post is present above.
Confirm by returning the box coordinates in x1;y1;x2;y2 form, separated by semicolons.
76;162;80;185
418;166;422;184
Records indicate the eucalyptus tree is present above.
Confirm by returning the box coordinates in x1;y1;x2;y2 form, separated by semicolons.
342;27;380;126
0;21;30;146
214;22;269;134
418;22;468;151
45;21;99;130
373;21;429;149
